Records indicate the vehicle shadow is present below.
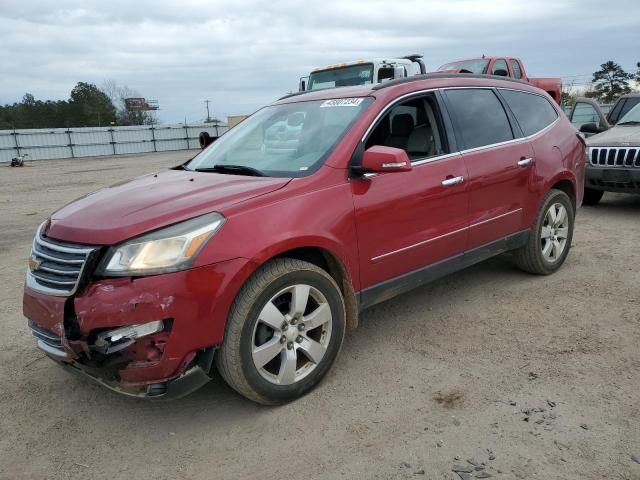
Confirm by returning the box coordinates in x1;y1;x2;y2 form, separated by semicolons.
591;192;640;211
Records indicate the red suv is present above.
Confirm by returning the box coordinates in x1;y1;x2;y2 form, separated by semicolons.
23;74;585;404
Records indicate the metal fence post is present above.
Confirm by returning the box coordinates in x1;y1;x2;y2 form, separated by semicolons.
66;129;75;158
12;129;21;158
151;125;157;152
215;123;219;137
184;124;189;149
109;128;116;154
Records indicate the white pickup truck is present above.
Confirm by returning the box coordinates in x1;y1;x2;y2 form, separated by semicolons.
298;54;426;91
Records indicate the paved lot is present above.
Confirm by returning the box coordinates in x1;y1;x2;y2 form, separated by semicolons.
1;152;639;480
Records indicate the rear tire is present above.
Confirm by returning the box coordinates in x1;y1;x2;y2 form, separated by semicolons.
583;187;603;206
514;189;574;275
216;258;346;405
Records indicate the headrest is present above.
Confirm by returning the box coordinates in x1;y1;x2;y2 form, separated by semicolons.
407;125;433;153
391;114;414;136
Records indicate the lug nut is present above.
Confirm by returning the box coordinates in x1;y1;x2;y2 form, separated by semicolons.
291;318;297;325
280;335;287;344
296;336;303;343
298;323;305;331
281;322;288;331
287;341;294;350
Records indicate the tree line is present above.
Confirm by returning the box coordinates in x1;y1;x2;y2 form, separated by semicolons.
563;61;640;105
0;81;157;130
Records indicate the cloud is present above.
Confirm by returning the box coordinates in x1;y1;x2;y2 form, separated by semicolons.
0;0;638;123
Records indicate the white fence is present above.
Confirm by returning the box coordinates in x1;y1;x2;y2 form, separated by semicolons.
0;123;229;162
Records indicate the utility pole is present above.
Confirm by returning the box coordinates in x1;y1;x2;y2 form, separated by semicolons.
204;100;211;123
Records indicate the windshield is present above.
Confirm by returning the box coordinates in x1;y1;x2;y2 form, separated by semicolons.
308;64;374;90
186;98;373;177
617;102;640;125
437;59;489;74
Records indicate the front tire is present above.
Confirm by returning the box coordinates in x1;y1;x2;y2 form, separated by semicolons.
217;258;346;405
583;187;603;206
514;189;574;275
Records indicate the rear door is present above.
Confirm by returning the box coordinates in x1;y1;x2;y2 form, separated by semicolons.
352;92;469;291
442;88;535;249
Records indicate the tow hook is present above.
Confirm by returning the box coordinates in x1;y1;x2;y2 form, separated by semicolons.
93;320;164;355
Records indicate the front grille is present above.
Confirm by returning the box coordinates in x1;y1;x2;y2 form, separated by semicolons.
28;320;63;349
27;224;97;296
27;320;68;358
590;147;640;167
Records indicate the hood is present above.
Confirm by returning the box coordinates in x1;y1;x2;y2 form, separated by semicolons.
587;125;640;147
47;169;291;245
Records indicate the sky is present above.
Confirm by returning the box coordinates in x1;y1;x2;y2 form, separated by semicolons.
0;0;638;124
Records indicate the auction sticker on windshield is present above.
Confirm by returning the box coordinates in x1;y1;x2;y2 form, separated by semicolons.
320;98;364;108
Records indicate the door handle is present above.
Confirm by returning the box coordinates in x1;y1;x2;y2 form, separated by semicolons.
441;176;464;187
517;157;534;167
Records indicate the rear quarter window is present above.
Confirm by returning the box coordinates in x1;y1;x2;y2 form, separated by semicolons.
444;88;514;150
509;59;523;79
499;89;558;136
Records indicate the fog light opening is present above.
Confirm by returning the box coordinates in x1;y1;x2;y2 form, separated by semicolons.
94;320;164;355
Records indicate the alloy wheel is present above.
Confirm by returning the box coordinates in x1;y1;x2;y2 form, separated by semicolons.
540;202;569;263
251;284;333;385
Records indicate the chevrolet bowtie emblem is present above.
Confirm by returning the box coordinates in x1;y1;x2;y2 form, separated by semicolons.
28;255;41;272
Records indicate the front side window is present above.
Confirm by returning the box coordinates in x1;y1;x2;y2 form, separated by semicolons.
500;89;558;136
444;89;514;150
308;64;374;90
365;94;448;161
570;102;603;130
491;59;509;76
187;98;373;177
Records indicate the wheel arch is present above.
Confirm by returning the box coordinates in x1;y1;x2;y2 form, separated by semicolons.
550;176;576;211
270;246;359;331
239;240;360;331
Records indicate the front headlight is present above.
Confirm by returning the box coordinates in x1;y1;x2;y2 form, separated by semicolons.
97;212;225;276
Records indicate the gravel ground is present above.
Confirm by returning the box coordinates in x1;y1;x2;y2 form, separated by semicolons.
1;152;638;480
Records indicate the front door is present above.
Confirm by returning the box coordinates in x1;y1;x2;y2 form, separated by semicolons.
352;93;469;291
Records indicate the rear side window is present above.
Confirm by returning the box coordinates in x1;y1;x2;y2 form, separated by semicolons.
444;89;514;150
510;59;522;79
499;89;558;136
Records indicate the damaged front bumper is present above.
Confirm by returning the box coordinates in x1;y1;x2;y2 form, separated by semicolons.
27;319;213;399
59;346;215;400
23;258;251;399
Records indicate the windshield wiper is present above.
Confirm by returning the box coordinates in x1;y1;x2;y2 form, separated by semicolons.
194;164;266;177
617;121;640;126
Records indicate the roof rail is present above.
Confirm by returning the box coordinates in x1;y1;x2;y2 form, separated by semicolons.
371;72;531;91
278;90;313;101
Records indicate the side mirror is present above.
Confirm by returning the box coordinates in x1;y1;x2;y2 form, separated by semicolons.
361;146;412;173
299;76;309;92
579;123;605;134
493;69;509;77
